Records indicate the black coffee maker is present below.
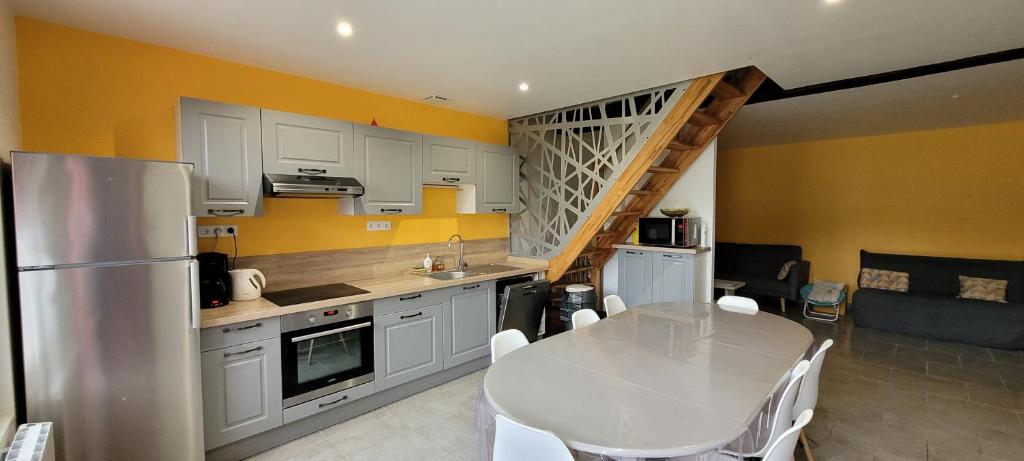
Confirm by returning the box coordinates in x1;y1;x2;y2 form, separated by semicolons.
198;252;232;309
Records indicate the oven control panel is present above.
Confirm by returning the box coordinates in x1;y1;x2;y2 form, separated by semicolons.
281;301;374;333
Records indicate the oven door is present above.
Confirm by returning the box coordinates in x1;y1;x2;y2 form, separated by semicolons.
638;218;675;246
281;316;374;407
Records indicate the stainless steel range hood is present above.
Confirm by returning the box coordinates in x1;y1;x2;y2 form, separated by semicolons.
263;174;364;198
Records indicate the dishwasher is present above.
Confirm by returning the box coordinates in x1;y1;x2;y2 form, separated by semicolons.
496;275;549;341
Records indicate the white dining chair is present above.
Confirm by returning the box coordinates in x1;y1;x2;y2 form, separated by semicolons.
571;309;600;329
717;295;759;315
490;329;529;364
604;295;627;316
494;414;574;461
793;339;832;461
725;359;809;459
758;409;815;461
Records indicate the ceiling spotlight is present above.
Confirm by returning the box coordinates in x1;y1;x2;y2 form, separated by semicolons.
951;94;960;99
336;21;354;38
518;82;530;92
824;0;841;3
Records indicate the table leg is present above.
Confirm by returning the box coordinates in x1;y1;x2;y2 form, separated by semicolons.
724;288;735;296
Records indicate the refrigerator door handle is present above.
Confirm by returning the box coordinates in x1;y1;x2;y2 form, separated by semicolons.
189;260;201;330
186;216;198;256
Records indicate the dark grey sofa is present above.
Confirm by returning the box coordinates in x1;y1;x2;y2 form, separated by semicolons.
715;243;811;309
851;250;1024;349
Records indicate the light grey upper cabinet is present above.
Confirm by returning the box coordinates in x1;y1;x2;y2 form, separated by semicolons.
260;109;354;177
477;143;519;213
422;135;476;185
374;303;443;391
178;97;263;217
442;282;496;369
352;125;423;215
618;249;653;307
201;337;282;449
652;252;695;303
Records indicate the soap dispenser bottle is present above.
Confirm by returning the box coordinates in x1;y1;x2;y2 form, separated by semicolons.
423;254;433;272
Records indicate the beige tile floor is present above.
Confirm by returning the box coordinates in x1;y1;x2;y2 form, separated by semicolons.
247;311;1024;461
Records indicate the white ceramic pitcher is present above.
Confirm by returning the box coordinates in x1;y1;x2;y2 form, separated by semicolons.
229;268;266;301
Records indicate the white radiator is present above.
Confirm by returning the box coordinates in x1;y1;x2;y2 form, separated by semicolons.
4;423;54;461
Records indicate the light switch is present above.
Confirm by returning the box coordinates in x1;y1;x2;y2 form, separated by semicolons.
367;221;392;232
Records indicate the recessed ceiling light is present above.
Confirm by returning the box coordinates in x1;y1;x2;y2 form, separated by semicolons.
518;82;530;92
824;0;841;4
336;21;354;38
951;94;960;99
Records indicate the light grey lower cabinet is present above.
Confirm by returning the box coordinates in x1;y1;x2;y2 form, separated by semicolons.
282;381;374;425
618;249;653;307
442;282;496;369
652;252;695;303
374;303;444;391
201;337;282;449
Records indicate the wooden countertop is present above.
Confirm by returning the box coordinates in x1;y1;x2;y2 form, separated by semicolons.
611;243;710;255
200;257;548;328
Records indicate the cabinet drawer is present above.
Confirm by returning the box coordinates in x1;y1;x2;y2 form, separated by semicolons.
201;317;281;352
282;381;374;424
373;289;446;317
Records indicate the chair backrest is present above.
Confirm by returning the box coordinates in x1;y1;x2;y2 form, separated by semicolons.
604;295;627;316
717;295;759;315
490;329;529;364
762;409;814;461
753;360;809;457
571;309;600;329
493;414;574;461
794;339;833;415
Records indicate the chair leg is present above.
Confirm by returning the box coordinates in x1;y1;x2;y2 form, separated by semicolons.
779;297;786;314
800;430;815;461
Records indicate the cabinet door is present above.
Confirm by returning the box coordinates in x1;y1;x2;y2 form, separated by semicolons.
476;143;518;213
423;135;476;185
201;338;282;449
178;97;263;217
374;303;443;391
353;125;423;215
443;282;496;369
618;249;653;307
652;252;695;303
261;109;354;177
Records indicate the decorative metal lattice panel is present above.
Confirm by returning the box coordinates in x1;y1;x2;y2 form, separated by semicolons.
509;81;691;258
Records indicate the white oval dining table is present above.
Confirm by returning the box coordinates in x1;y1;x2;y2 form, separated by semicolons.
481;302;814;459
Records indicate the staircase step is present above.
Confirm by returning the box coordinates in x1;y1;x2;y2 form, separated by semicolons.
628;189;658;196
611;211;642;217
666;140;698;151
647;166;680;174
594;231;618;239
711;80;747;100
688;110;722;127
577;248;605;258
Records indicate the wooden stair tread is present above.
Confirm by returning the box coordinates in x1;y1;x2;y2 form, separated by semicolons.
711;80;746;100
611;211;642;217
647;166;680;174
628;189;658;195
594;231;618;238
666;140;698;151
687;110;722;127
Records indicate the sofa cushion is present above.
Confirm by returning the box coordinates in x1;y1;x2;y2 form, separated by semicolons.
958;276;1008;303
860;250;1024;302
852;288;1024;349
735;244;802;277
859;268;910;292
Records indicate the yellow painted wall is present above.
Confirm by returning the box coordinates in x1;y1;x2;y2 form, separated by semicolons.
15;17;509;256
717;121;1024;292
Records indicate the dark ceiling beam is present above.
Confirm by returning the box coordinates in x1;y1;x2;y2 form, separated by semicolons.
748;47;1024;105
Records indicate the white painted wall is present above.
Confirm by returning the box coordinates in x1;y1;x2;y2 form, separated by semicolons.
0;0;19;445
604;140;717;302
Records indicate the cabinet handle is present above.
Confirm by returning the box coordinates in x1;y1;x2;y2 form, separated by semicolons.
209;209;244;216
318;395;349;408
400;312;423;320
442;177;461;183
298;168;327;175
626;251;641;255
463;284;481;290
223;346;263;358
222;322;262;333
381;208;404;214
663;254;682;259
491;208;507;213
399;294;421;301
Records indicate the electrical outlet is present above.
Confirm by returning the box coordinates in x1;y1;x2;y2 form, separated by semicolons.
197;225;238;238
366;221;392;232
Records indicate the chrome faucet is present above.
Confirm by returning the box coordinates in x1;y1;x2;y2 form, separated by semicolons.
448;234;466;271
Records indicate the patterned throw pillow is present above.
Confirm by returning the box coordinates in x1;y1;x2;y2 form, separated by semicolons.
859;268;910;292
958;276;1008;303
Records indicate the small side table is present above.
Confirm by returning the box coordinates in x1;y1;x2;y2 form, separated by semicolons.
714;279;746;296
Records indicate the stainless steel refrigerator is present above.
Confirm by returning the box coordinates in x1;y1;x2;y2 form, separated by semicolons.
10;152;203;460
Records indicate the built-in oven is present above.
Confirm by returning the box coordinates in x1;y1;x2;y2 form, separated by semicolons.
280;301;374;408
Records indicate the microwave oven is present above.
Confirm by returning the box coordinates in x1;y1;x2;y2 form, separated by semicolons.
638;217;701;247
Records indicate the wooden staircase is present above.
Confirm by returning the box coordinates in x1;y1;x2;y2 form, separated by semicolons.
545;67;766;314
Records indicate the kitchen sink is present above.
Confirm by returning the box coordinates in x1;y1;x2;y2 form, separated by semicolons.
421;271;472;280
417;264;522;281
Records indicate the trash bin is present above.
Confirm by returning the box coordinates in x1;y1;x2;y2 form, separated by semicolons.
560;284;596;328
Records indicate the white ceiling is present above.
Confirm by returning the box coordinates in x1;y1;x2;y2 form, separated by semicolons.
13;0;1024;119
719;58;1024;149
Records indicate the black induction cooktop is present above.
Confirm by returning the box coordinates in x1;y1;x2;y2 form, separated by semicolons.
262;282;369;307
